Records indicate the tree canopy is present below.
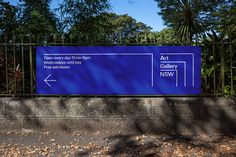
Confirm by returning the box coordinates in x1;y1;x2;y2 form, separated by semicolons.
16;0;57;37
155;0;227;42
0;0;235;43
0;1;17;40
212;0;236;37
67;13;153;43
58;0;110;32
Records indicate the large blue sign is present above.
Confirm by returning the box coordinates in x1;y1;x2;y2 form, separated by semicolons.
36;46;201;95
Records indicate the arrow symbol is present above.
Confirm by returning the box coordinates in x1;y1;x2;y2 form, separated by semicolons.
44;74;57;87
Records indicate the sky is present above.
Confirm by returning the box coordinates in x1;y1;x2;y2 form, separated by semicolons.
8;0;165;31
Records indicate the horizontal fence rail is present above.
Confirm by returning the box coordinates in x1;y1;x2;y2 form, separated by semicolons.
0;34;235;97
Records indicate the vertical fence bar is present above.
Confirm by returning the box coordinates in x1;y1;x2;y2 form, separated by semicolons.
70;34;72;43
29;36;33;97
136;32;138;44
86;35;89;44
153;32;156;45
4;43;8;93
62;34;65;44
45;34;48;44
221;40;225;94
195;35;198;45
127;33;129;44
95;34;97;44
213;40;216;94
161;34;164;45
204;46;207;93
123;34;126;46
13;33;16;94
230;41;234;96
21;35;25;94
111;33;114;44
37;34;40;44
145;32;147;44
77;34;80;43
53;34;56;43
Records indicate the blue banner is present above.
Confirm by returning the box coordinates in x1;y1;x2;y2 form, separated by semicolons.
36;46;201;95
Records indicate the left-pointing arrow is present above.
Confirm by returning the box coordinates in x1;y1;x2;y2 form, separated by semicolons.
44;74;57;87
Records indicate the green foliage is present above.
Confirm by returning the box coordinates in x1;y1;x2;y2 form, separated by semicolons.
68;13;113;43
0;1;17;41
206;30;225;42
18;10;56;36
155;0;225;43
111;14;152;43
154;28;178;44
211;0;236;33
201;29;236;96
68;13;153;43
17;0;57;37
59;0;110;31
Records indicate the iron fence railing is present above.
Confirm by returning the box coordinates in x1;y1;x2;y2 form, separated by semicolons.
0;34;235;97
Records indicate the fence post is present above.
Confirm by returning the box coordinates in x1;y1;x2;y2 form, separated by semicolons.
21;35;25;94
136;32;139;44
61;34;65;44
45;34;48;44
213;40;216;94
86;35;89;44
127;33;130;44
53;34;56;43
153;32;156;45
13;32;16;94
220;40;225;94
4;38;8;94
204;46;207;93
145;32;147;44
230;40;234;96
29;35;34;97
70;34;73;43
111;33;114;44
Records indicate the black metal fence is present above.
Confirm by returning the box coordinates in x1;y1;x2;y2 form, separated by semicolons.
0;34;235;97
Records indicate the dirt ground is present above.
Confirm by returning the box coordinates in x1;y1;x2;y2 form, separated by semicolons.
0;131;236;157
